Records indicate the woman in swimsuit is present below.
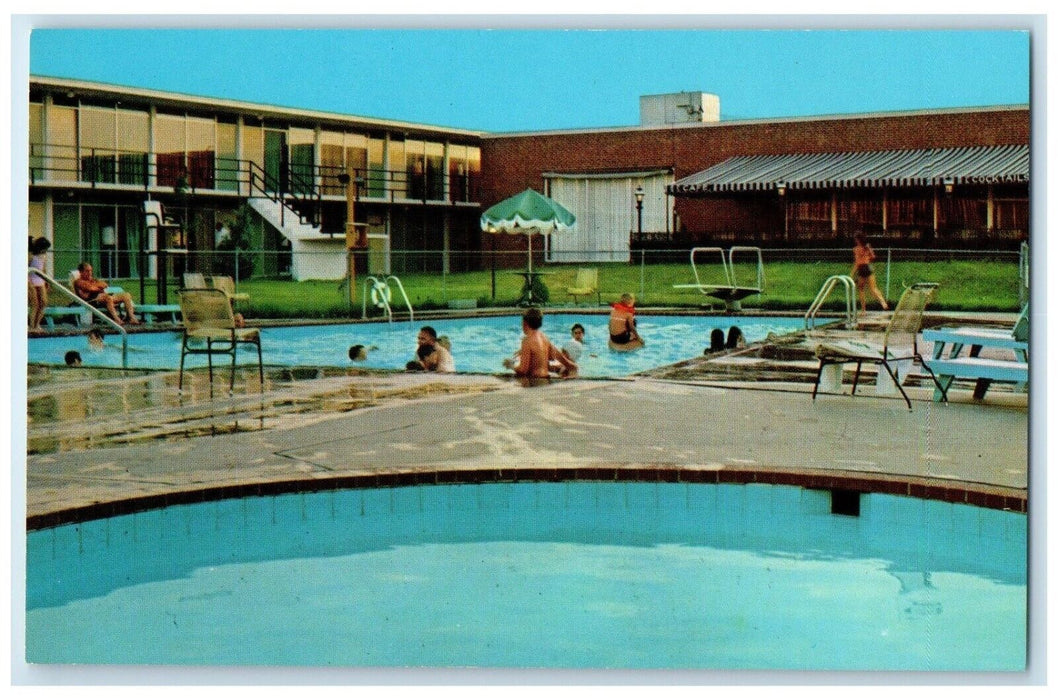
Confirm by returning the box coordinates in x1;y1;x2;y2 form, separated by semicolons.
28;237;50;331
608;293;644;351
851;234;889;314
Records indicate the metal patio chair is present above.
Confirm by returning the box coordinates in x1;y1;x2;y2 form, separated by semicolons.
811;282;944;411
178;288;263;395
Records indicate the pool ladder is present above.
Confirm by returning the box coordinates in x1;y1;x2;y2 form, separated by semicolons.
805;275;857;330
362;276;414;322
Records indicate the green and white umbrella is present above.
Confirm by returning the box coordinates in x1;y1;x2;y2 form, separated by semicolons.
480;188;576;272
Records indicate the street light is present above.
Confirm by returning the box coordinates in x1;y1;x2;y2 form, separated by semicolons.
634;186;645;235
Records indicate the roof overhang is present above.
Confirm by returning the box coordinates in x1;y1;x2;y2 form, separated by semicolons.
668;144;1029;197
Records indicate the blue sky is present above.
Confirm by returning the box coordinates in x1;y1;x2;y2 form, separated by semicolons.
26;24;1032;133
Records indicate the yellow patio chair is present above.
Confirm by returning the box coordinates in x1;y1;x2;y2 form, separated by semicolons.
207;275;250;304
178;288;263;395
182;272;208;289
566;267;600;306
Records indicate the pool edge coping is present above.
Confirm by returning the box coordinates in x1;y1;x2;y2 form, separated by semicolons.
26;463;1027;531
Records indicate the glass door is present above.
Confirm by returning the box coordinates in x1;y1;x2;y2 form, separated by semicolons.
264;129;288;194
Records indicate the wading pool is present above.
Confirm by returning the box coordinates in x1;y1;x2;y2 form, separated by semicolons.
26;480;1026;669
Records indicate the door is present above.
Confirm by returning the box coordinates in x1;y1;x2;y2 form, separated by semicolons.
264;129;288;194
546;173;673;263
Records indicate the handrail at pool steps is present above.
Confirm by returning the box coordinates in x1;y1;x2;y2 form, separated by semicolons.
805;275;857;330
29;267;128;368
362;275;414;322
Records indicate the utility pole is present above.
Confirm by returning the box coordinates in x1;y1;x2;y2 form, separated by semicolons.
339;171;368;305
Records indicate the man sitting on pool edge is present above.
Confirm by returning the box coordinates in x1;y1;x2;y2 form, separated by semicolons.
503;307;577;385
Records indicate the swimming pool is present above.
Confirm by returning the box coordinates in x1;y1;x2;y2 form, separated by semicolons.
26;481;1025;669
27;313;804;377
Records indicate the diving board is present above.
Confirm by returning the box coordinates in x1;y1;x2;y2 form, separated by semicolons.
672;246;765;312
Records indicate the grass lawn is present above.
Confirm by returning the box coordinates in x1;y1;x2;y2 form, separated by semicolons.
120;258;1023;319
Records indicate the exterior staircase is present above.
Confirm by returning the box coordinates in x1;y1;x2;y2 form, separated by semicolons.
248;197;346;281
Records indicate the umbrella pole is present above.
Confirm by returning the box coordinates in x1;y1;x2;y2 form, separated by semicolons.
527;235;533;303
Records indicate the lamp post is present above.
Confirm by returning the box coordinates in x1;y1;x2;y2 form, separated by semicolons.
776;181;788;242
634;186;645;236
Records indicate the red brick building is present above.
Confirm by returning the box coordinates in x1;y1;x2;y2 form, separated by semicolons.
480;104;1029;265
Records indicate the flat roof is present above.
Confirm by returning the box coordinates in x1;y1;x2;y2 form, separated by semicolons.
30;75;485;140
482;104;1029;140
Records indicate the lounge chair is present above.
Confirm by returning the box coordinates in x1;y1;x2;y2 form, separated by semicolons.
923;304;1028;401
207;275;250;304
183;272;208;289
566;268;600;305
811;282;944;411
178;288;263;395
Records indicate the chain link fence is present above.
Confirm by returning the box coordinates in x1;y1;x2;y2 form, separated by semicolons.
38;246;1028;319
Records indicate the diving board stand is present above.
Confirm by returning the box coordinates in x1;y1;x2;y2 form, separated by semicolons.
672;246;765;312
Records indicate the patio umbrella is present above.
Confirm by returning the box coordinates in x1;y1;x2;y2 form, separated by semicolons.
480;188;576;273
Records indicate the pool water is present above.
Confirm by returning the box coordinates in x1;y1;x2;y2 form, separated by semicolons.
26;314;804;377
26;481;1026;669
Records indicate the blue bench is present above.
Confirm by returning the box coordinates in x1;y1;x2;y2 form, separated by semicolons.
923;312;1029;401
924;356;1028;401
42;306;88;329
42;302;181;328
136;304;182;324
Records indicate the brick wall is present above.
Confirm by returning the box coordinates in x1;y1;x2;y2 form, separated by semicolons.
480;108;1029;247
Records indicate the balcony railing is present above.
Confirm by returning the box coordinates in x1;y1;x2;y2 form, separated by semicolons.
29;142;482;205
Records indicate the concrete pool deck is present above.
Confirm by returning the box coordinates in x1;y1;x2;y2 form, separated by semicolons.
25;350;1028;527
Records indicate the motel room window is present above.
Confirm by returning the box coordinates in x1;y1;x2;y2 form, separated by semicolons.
319;130;345;196
788;193;833;238
345;133;368;192
155;113;187;188
79;106;117;184
366;138;386;197
241;122;265;177
405;139;425;199
387;139;406;198
886;191;934;239
425;141;444;200
836;192;884;234
45;105;78;183
187;116;216;189
116;108;149;186
288;127;315;195
938;193;987;233
215;120;239;192
448;144;469;202
466;146;481;202
29;103;44;181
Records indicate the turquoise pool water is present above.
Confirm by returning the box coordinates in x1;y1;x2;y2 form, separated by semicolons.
26;482;1026;669
26;314;803;377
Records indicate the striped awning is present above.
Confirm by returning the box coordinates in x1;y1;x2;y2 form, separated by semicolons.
668;144;1029;196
